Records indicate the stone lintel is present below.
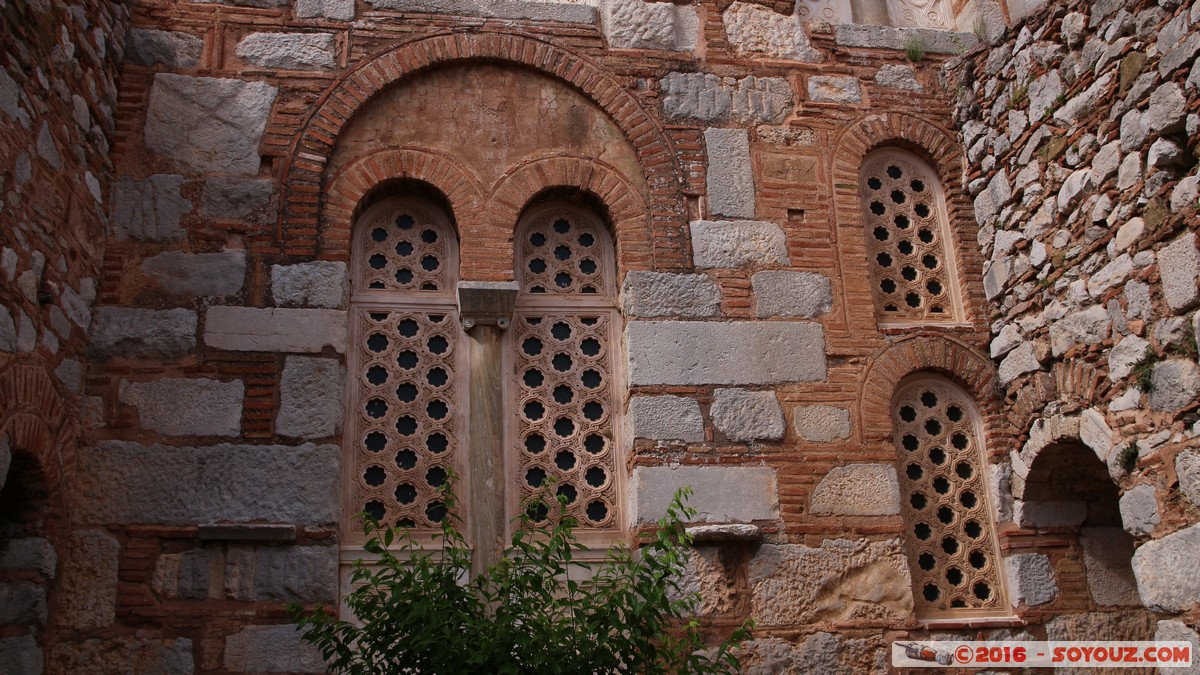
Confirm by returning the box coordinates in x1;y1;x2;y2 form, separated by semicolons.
457;281;520;329
198;523;298;543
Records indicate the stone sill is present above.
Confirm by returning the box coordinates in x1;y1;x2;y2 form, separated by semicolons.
686;523;763;545
917;615;1024;630
198;523;298;543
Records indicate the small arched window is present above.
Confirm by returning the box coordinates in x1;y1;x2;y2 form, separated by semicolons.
892;375;1008;618
860;150;964;325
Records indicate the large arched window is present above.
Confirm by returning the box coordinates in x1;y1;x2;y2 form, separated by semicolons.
510;202;623;544
860;150;965;326
892;375;1007;618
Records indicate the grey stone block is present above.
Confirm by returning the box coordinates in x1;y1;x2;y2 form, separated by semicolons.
705;128;755;219
633;465;779;523
271;262;348;309
603;0;696;51
296;0;355;19
1177;450;1200;509
0;306;16;352
126;28;202;68
1080;526;1141;607
277;357;344;439
1120;484;1161;536
50;638;194;675
236;32;337;70
626;320;825;386
145;74;278;175
1005;553;1058;607
142;251;246;297
874;64;922;91
225;624;326;673
0;635;42;675
710;388;784;442
363;0;597;22
1154;621;1200;675
205;307;346;353
833;23;977;54
792;405;850;442
90;307;197;360
1160;233;1200;312
119;378;244;437
227;544;338;603
620;271;720;318
751;271;831;318
689;220;789;268
1148;82;1187;133
809;464;900;516
0;582;46;626
1149;359;1200;412
722;1;820;61
807;75;861;103
54;530;119;630
660;72;792;125
1048;305;1111;356
111;174;191;241
1107;335;1149;382
1014;500;1087;528
201;177;274;221
1132;522;1200;612
998;341;1041;385
0;538;56;577
629;395;705;442
74;441;339;525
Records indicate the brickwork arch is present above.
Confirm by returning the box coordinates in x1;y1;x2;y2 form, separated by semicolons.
0;360;75;513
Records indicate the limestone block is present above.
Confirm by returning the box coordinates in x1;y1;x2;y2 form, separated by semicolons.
875;64;922;91
0;582;46;626
833;24;977;54
153;550;212;600
1057;168;1092;211
226;544;338;603
626;321;825;386
1079;407;1115;461
1014;500;1087;528
1177;450;1200;509
90;307;197;360
629;395;705;442
49;638;194;675
205;307;346;353
74;441;339;525
142;251;246;297
1005;553;1058;607
1087;253;1132;298
1028;70;1064;121
277;357;344;439
224;624;326;673
236;32;336;70
809;464;900;516
1045;611;1156;641
0;538;56;576
1155;621;1200;675
660;72;792;125
1120;485;1161;536
722;2;821;61
0;307;16;353
633;465;778;522
54;530;119;630
1108;335;1149;381
751;271;831;318
119;378;243;437
363;0;596;22
689;220;789;268
126;29;202;68
738;633;885;674
603;0;695;51
1048;305;1111;356
792;405;850;442
705;128;755;219
749;539;912;626
807;75;861;103
201;177;274;222
1148;82;1187;133
1149;359;1200;412
710;389;784;442
620;272;720;318
1132;522;1200;612
145;74;278;175
1052;72;1112;125
1159;233;1200;312
110;174;191;241
998;341;1041;385
271;262;349;309
296;0;355;19
1080;526;1141;607
0;635;42;675
36;122;61;170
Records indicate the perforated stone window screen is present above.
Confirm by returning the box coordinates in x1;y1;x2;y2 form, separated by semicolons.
513;204;622;537
345;197;464;545
892;377;1008;618
860;150;964;325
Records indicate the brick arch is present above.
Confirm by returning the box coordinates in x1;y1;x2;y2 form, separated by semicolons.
280;30;683;265
486;154;651;281
0;361;75;510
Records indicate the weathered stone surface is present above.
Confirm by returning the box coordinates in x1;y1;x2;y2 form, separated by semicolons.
127;29;202;68
1014;500;1087;528
1159;233;1200;312
90;308;197;360
296;0;355;19
723;2;820;61
1108;335;1149;381
689;220;788;268
119;378;243;436
1049;305;1111;356
0;538;56;576
705;128;755;219
751;271;831;318
999;341;1041;385
710;388;784;442
49;638;194;675
111;174;191;241
807;75;861;103
810;464;900;516
626;321;825;385
1080;526;1141;606
271;262;348;309
1155;621;1200;675
1149;138;1184;168
145;74;278;174
874;63;922;91
633;465;778;522
749;539;912;626
1045;611;1156;641
74;441;339;525
833;24;976;54
364;0;596;22
153;550;212;600
660;72;792;125
205;307;346;353
1057;168;1092;211
629;395;705;442
0;635;42;675
1028;70;1064;121
792;405;850;442
1147;82;1188;133
1120;484;1160;536
224;623;326;673
235;32;336;70
201;177;274;221
603;0;696;51
226;544;338;603
277;357;343;439
620;272;720;318
1132;522;1200;612
141;250;246;297
1177;450;1200;509
1149;359;1200;412
739;633;885;674
0;582;46;626
1052;72;1112;125
1005;553;1058;606
54;530;119;630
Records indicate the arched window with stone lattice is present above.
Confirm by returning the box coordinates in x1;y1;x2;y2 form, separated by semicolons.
344;196;464;547
892;374;1009;619
860;149;965;325
511;201;623;548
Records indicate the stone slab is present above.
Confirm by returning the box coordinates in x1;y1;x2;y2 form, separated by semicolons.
54;530;119;630
126;29;202;68
236;32;336;70
110;174;191;241
705;128;755;219
201;177;274;222
710;388;784;442
224;624;326;672
1132;522;1200;612
119;378;244;437
620;271;720;318
723;1;821;61
809;464;900;516
0;635;42;675
1005;553;1058;607
633;465;778;523
277;356;344;439
793;405;850;442
90;308;197;360
142;251;246;297
603;0;696;51
50;638;194;675
271;262;348;309
363;0;597;22
1160;233;1200;312
752;271;831;318
626;320;825;385
629;395;705;442
689;220;789;268
660;72;792;125
205;306;346;353
1120;484;1160;536
833;23;977;54
1080;526;1141;607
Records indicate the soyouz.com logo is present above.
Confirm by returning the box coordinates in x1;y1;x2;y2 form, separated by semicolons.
892;641;1194;668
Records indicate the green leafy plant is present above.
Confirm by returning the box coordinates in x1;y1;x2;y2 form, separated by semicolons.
904;36;926;62
1010;83;1029;107
291;483;751;674
1118;443;1140;473
1130;346;1160;393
